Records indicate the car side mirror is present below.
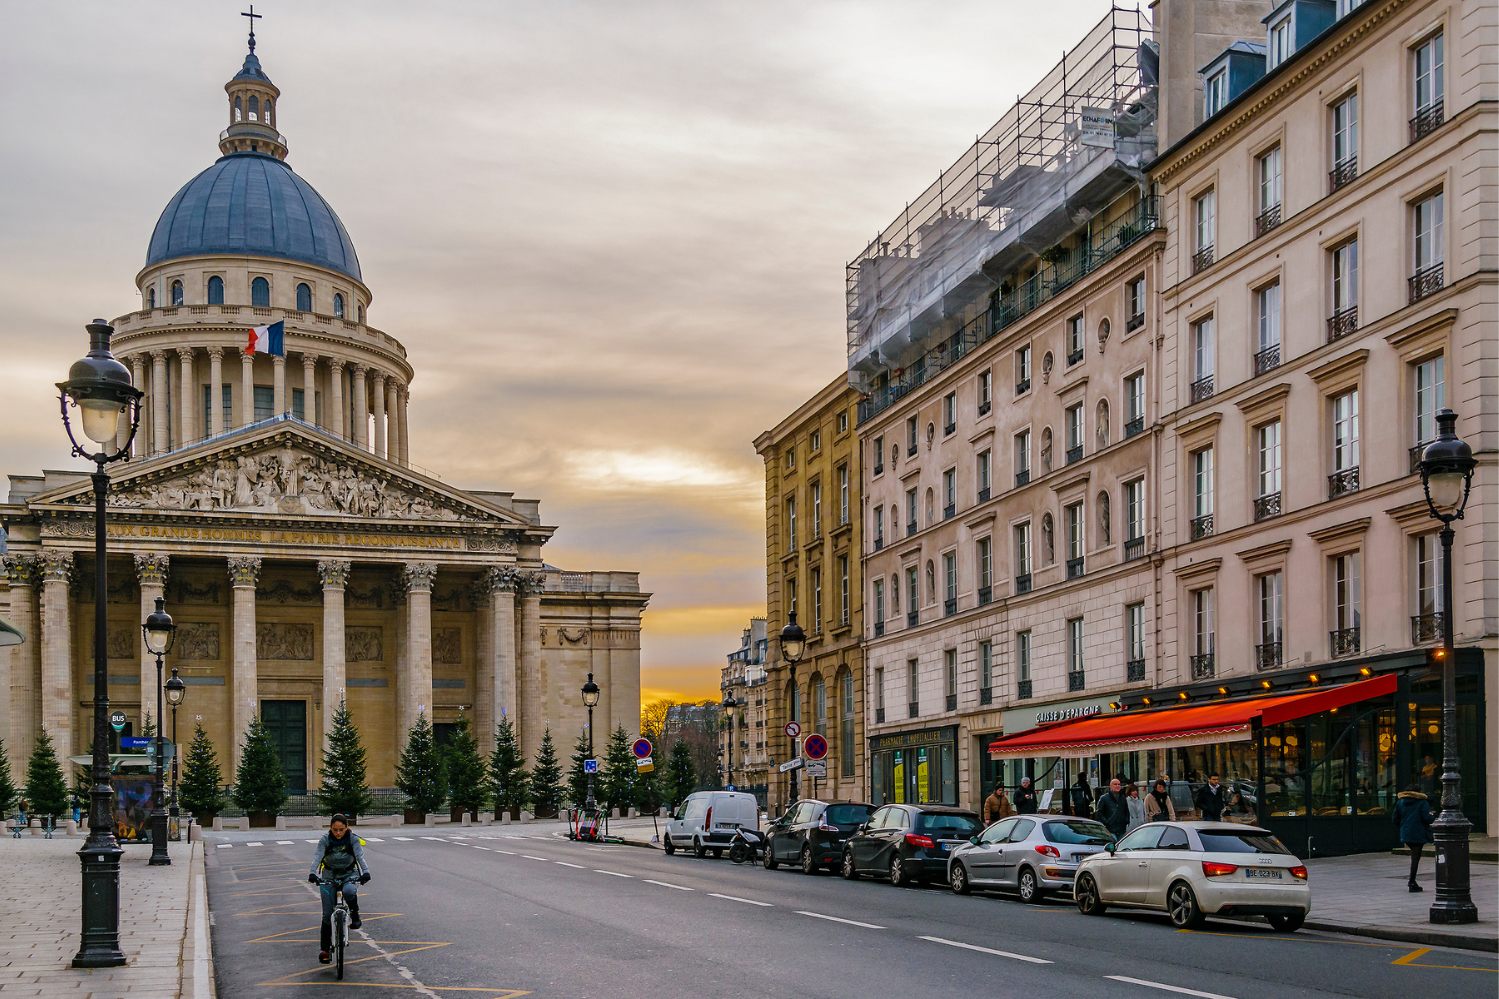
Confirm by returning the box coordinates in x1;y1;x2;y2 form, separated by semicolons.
969;836;980;845
1106;842;1116;854
856;823;868;834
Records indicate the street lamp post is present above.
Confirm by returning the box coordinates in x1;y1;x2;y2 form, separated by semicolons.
61;320;143;968
721;691;735;790
778;613;806;806
165;668;186;841
1417;408;1479;925
581;672;600;811
142;597;176;866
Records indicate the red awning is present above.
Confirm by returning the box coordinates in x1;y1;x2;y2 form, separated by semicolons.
987;674;1396;758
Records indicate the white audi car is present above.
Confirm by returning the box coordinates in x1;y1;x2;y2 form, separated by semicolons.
1073;821;1310;931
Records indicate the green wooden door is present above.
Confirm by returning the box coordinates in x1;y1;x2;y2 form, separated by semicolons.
261;700;307;792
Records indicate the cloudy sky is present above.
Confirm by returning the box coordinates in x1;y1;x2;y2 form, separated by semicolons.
0;0;1118;704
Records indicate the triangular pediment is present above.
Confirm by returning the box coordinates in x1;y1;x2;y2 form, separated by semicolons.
36;421;531;529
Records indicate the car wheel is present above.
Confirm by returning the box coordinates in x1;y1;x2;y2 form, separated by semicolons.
1267;913;1305;933
950;862;971;896
693;837;706;859
1168;881;1206;929
800;845;820;875
840;850;858;880
890;855;909;888
1017;867;1044;903
662;834;675;855
1075;874;1106;916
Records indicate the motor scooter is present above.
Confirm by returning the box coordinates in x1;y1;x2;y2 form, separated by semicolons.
727;826;765;865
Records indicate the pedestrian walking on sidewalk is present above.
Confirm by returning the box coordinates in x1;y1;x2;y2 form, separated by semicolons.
1144;780;1175;822
984;786;1014;824
1125;783;1147;833
1014;778;1038;815
1195;774;1227;821
1391;784;1436;892
1095;779;1130;838
1069;773;1094;818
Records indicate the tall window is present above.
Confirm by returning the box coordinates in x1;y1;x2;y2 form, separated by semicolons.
1333;552;1361;634
906;488;918;536
1015;429;1030;481
1413;33;1444;116
873;506;884;549
977;537;992;596
872;435;884;475
291;388;305;422
1127;276;1145;325
840;673;855;777
1067;314;1085;362
978;370;992;413
811;482;822;538
1414;356;1445;446
814;678;827;735
296;283;313;312
207;275;224;305
1067;618;1084;680
1258;421;1282;497
1194;190;1215;255
979;641;992;693
1193;447;1215;518
787;577;797;616
1333;390;1359;472
786;447;795;470
1416;534;1444;618
791;683;801;724
942;468;956;518
1127;603;1145;663
943;392;957;434
1193;317;1214;384
838;464;850;525
203;384;231;435
333;293;345;318
977;450;991;500
248;94;259;120
906;416;918;455
1017;631;1032;691
1125;478;1145;541
812;568;823;631
1016;345;1032;392
943;552;957;616
1193;588;1216;656
1259;572;1283;646
1125;372;1144;433
1014;523;1032;579
251;276;270;306
1333;92;1358;170
1204;70;1227;117
1066;404;1084;459
810;431;820;452
1268;16;1292;68
1258;282;1281;353
253;385;274;422
943;648;958;710
786;497;797;548
839;555;850;626
907;659;919;717
1332;240;1359;316
170;280;184;306
1414;192;1444;273
906;566;918;621
1257;147;1282;216
873;578;885;629
1066;502;1084;561
874;667;885;716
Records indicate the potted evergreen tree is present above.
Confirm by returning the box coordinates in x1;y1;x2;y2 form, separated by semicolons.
666;738;697;809
528;728;563;818
566;729;593;809
0;739;17;820
395;713;446;825
316;702;373;823
180;723;227;825
25;728;71;826
233;717;288;827
600;725;637;815
444;715;485;822
486;718;528;821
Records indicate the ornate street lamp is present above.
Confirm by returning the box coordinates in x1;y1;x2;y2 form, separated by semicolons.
142;597;176;865
581;672;600;811
164;668;186;841
721;690;736;790
778;612;806;805
1417;408;1478;925
60;320;143;968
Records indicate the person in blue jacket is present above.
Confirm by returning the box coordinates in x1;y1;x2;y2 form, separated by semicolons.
308;814;371;963
1391;784;1436;892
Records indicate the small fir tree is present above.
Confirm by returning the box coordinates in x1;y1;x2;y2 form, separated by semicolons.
25;728;71;819
666;738;697;808
232;717;289;817
528;728;563;816
566;729;594;807
139;712;156;738
444;715;486;817
600;725;637;812
316;702;374;820
487;718;529;818
180;723;228;818
394;712;446;817
0;739;18;815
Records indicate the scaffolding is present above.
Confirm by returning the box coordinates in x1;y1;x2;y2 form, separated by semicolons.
846;6;1158;393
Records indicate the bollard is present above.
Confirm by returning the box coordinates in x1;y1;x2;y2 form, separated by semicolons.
423;813;436;827
212;816;223;832
460;813;472;827
501;813;511;825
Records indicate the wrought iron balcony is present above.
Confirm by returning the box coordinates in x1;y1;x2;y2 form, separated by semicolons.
1409;263;1443;304
1254;492;1281;521
907;443;918;457
1127;659;1145;683
1330;627;1361;657
1015;468;1030;488
1067;348;1085;367
977;586;992;606
1017;680;1032;700
1190;653;1216;679
1254;343;1280;376
944;597;957;617
978;487;991;503
1410;99;1443;143
908;702;919;719
1190;514;1214;541
979;687;993;706
944;422;956;437
1255;642;1282;671
1190;375;1214;403
1068;671;1086;692
946;694;957;712
907;610;919;628
1411;613;1444;644
1124;537;1145;562
874;621;884;638
873;536;883;552
978;401;991;416
1066;445;1084;465
875;707;885;723
1329;156;1357;191
944;504;956;520
1126;312;1145;333
1067;557;1085;579
1016;377;1031;396
1193;244;1215;274
1254;204;1282;238
907;520;917;537
1327;306;1358;342
1124;415;1147;440
1014;573;1032;595
873;463;884;476
1329;466;1359;499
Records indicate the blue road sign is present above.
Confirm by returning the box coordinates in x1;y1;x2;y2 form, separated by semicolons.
584;758;600;774
632;738;653;759
803;733;829;760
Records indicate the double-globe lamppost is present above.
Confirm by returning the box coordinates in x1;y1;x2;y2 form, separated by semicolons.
142;597;177;866
778;613;806;806
581;672;600;811
60;320;143;968
165;668;186;841
1416;407;1479;925
721;691;736;790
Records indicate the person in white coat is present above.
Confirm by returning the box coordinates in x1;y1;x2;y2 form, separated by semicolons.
1124;783;1148;833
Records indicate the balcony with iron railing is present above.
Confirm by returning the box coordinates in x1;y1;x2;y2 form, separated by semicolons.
1068;671;1086;692
1016;377;1031;396
1409;263;1443;304
1254;204;1281;238
980;687;993;705
944;597;957;617
874;536;884;552
1124;536;1145;562
1192;244;1215;274
1190;375;1214;403
1329;156;1357;191
1126;312;1144;333
1327;306;1357;342
978;487;991;503
1067;348;1085;366
1410;99;1444;143
874;621;885;638
907;610;919;628
1015;468;1030;488
1409;443;1430;475
946;694;958;711
907;520;918;537
1329;466;1359;499
1256;642;1282;671
1124;415;1144;439
873;462;884;476
1014;573;1032;595
978;586;992;606
1126;659;1145;682
944;422;956;436
1254;492;1281;521
1190;514;1214;541
875;707;886;723
1330;627;1361;657
1190;653;1216;679
978;401;991;416
1066;445;1084;465
1067;557;1085;580
1254;343;1280;376
908;702;919;719
944;504;956;520
1411;613;1443;644
1017;680;1032;700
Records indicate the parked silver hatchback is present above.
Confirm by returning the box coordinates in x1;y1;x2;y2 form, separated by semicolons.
948;815;1114;902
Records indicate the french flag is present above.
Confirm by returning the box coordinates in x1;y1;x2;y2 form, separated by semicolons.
245;320;285;357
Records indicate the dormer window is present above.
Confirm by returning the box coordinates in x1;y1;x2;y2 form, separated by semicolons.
1204;70;1228;117
1267;16;1293;68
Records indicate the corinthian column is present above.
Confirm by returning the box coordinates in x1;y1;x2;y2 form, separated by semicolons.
329;359;345;439
134;554;170;729
386;380;401;466
398;387;410;466
151;350;169;455
177;348;196;445
477;568;517;758
400;563;437;740
38;551;74;765
228;557;261;773
302;354;318;426
207;347;225;437
118;356;140;455
273;354;287;417
517;570;544;759
240;351;254;428
318;560;350;756
351;365;369;451
372;372;387;459
3;556;39;768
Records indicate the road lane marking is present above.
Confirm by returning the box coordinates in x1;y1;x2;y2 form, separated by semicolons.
247;842;263;846
556;862;586;869
494;850;516;855
1392;948;1431;965
421;836;446;841
918;936;1052;964
643;879;693;891
305;839;320;843
215;844;232;848
797;911;884;930
709;893;772;906
594;870;633;877
523;855;550;861
1106;976;1241;999
393;836;414;841
473;846;492;851
276;840;294;845
362;837;384;842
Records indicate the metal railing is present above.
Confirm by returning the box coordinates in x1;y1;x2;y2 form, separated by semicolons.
1329;466;1359;499
1126;312;1145;333
980;687;993;705
1068;672;1086;692
1066;445;1084;465
1192;244;1215;274
944;598;957;617
907;610;919;627
1017;680;1032;700
908;702;919;719
1254;492;1281;521
876;708;886;723
874;621;885;638
873;536;884;552
1411;613;1443;644
1330;627;1361;657
1015;469;1030;488
1254;343;1280;376
944;422;957;436
978;487;991;503
1126;659;1145;682
1190;375;1214;403
1409;443;1429;475
1255;642;1282;671
907;520;918;537
1067;557;1085;579
978;401;991;416
1067;348;1085;366
1124;537;1145;562
1409;263;1443;304
1015;573;1032;594
1254;204;1282;238
946;694;958;711
1016;377;1031;396
1409;99;1443;143
944;504;956;520
1190;514;1214;540
1329;156;1357;191
978;586;992;606
1190;653;1216;679
1327;306;1358;341
1124;416;1144;439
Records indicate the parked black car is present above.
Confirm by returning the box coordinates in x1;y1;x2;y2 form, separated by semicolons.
765;799;876;873
840;803;981;887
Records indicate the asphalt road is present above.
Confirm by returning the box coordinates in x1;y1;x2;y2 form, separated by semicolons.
205;828;1496;999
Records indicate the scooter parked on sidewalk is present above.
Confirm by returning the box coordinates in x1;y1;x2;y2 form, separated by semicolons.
727;826;765;864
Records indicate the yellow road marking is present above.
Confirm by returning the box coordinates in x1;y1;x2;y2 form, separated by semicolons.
1393;947;1431;964
257;944;453;984
1178;928;1403;948
1390;947;1497;972
247;916;398;943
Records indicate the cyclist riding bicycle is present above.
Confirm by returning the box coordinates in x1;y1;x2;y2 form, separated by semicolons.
308;813;370;965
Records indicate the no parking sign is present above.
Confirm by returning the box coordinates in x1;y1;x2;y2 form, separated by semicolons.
803;733;828;761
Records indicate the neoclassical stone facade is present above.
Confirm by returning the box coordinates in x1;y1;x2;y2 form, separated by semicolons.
0;36;647;789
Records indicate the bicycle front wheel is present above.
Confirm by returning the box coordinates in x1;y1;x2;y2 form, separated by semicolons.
333;911;346;980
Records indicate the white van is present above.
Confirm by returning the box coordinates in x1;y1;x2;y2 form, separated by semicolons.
663;792;759;858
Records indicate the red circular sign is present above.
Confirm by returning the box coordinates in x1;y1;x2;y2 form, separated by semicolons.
803;733;828;760
632;738;653;759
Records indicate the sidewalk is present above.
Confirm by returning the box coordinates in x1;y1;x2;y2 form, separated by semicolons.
1301;852;1496;952
0;836;214;998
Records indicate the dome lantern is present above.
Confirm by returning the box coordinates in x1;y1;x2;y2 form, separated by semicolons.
220;10;287;160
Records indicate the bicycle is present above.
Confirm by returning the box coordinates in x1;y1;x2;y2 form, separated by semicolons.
318;876;355;980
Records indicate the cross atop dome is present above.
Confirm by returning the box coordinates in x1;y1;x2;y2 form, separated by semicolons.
243;5;261;53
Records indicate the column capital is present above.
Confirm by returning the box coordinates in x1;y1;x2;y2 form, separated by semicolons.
516;569;547;595
38;550;74;584
351;363;368;379
150;349;168;363
318;559;352;589
241;349;255;365
483;566;519;593
176;346;195;362
3;554;38;587
272;353;286;366
133;552;171;587
206;345;224;362
329;357;346;373
302;352;318;368
227;556;262;588
371;370;386;386
401;562;438;593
